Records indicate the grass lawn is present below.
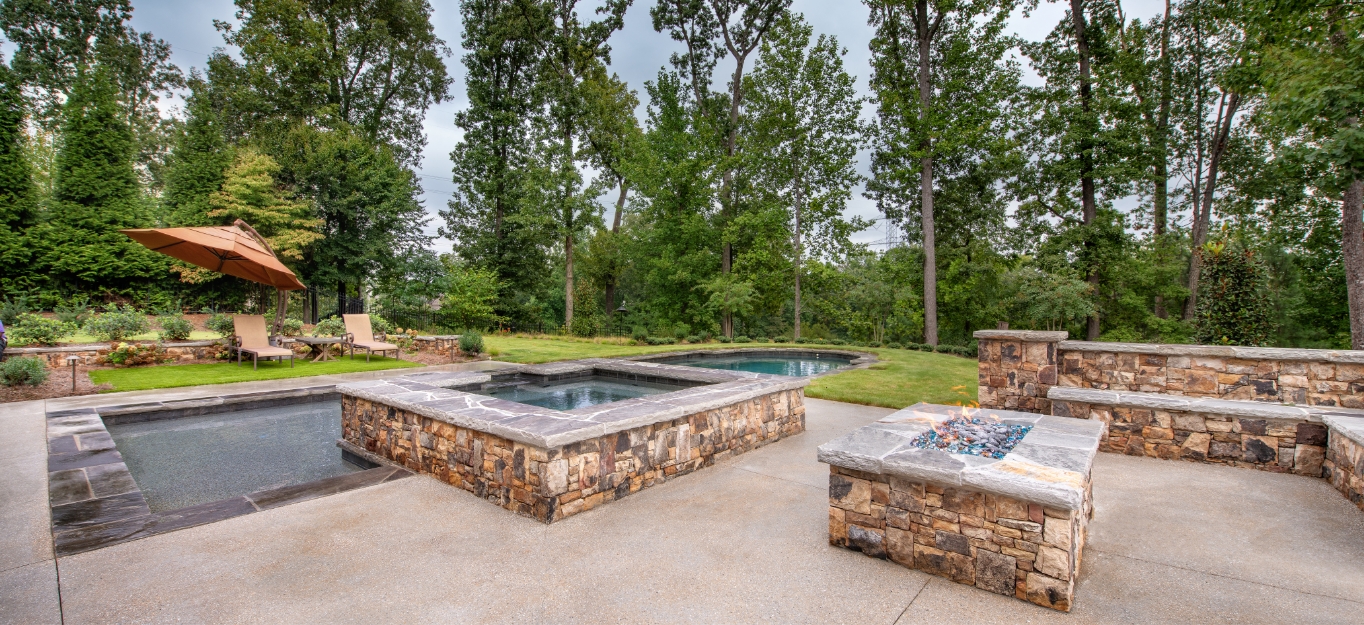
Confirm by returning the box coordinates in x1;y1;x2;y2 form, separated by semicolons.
88;355;421;392
50;330;223;345
485;335;977;409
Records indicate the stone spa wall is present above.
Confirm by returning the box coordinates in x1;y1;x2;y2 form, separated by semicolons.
342;388;804;523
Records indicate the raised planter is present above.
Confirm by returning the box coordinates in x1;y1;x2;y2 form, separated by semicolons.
8;340;224;368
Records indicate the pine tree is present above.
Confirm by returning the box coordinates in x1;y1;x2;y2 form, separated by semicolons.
206;148;322;264
33;67;165;294
163;78;233;227
0;62;36;293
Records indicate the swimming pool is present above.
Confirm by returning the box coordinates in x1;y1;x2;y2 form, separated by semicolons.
473;376;688;411
650;351;856;377
108;400;365;512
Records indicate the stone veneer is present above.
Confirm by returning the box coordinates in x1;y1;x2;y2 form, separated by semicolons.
338;359;808;523
975;330;1067;414
1323;414;1364;512
818;404;1103;612
11;340;224;368
1050;387;1329;476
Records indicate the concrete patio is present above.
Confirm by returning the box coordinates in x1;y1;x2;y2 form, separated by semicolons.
3;380;1363;623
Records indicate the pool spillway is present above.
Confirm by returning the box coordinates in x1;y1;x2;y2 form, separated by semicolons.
473;376;687;411
108;401;364;512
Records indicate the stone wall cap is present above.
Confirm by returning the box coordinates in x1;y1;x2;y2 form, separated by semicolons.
973;330;1068;342
337;359;806;448
1057;340;1364;364
1320;414;1364;448
9;339;222;354
817;403;1101;511
1047;387;1321;421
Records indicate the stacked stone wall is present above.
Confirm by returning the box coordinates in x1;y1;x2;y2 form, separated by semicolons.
827;466;1089;612
1052;400;1327;476
975;331;1065;413
1325;433;1364;512
343;389;805;523
9;341;225;368
1059;350;1364;408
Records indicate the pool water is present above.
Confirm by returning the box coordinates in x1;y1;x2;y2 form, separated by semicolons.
476;376;686;411
667;355;851;377
108;401;363;513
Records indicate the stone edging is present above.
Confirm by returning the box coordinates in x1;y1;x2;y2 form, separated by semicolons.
1322;414;1364;448
972;330;1070;342
1045;387;1331;422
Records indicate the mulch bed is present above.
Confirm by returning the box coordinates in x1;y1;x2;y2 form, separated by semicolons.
0;367;114;403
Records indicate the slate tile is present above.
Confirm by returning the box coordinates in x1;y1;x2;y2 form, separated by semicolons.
51;491;151;531
48;469;93;506
48;448;123;472
54;514;157;558
47;436;78;455
85;463;139;498
76;431;116;451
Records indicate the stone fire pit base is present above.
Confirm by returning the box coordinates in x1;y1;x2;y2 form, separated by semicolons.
819;403;1102;612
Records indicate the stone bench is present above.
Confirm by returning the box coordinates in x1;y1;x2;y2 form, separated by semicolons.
816;403;1105;612
1321;413;1364;512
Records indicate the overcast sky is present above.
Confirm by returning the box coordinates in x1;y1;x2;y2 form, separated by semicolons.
99;0;1164;253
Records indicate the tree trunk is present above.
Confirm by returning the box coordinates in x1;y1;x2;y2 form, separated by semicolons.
1343;178;1364;349
793;180;804;340
564;233;574;326
604;181;627;315
1152;0;1173;319
1070;0;1101;340
1184;91;1240;320
916;0;938;346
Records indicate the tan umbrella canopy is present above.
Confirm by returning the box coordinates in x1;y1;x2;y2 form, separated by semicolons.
122;220;304;334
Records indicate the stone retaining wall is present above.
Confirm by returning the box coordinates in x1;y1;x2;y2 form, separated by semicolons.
1050;393;1327;476
828;466;1088;612
8;341;224;368
1323;416;1364;512
342;388;804;523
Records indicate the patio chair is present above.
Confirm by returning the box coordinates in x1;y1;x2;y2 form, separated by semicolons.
342;314;400;362
232;314;295;370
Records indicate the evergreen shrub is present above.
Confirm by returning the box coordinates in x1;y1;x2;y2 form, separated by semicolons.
157;315;193;341
1194;242;1276;346
206;313;235;337
83;305;150;341
9;314;77;345
459;330;484;355
0;357;48;386
735;335;752;343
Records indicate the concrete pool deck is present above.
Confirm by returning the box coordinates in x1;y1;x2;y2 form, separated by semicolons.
2;385;1363;622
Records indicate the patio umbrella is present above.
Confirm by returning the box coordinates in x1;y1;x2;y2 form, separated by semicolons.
121;220;304;334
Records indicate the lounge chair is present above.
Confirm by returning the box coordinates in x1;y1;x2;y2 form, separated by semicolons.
342;314;400;362
232;314;295;370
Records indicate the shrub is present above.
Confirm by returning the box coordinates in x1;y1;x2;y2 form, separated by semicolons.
717;336;732;344
753;336;768;343
772;336;790;343
103;342;166;367
570;314;599;337
684;335;702;343
830;338;846;346
673;323;691;340
1194;241;1276;346
887;342;903;349
631;326;649;342
206;313;235;337
8;314;77;346
459;330;484;355
312;316;346;337
369;315;393;336
812;338;828;345
735;335;752;343
54;296;91;325
646;336;676;345
156;315;194;341
83;305;150;341
794;337;809;344
0;295;30;327
0;357;48;386
868;341;882;348
934;344;950;353
282;318;304;336
697;331;711;342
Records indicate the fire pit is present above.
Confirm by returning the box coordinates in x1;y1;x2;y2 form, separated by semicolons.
817;403;1104;612
910;414;1031;459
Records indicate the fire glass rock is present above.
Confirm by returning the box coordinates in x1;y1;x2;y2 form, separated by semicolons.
909;414;1032;460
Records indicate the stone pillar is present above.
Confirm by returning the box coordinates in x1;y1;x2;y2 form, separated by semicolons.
974;330;1067;414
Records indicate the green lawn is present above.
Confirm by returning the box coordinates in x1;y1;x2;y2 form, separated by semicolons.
88;355;421;392
485;335;977;409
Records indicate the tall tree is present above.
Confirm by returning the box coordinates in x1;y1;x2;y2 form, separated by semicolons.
1262;2;1364;346
0;61;37;292
206;148;322;264
745;13;865;339
538;0;629;326
162;75;234;227
864;0;1021;345
33;67;165;295
580;68;643;314
442;0;553;321
652;0;789;337
217;0;453;164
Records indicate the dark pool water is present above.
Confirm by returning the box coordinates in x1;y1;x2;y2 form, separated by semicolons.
666;354;851;377
108;401;363;513
477;376;686;411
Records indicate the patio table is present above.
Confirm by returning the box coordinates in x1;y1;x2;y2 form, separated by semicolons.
294;336;344;363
